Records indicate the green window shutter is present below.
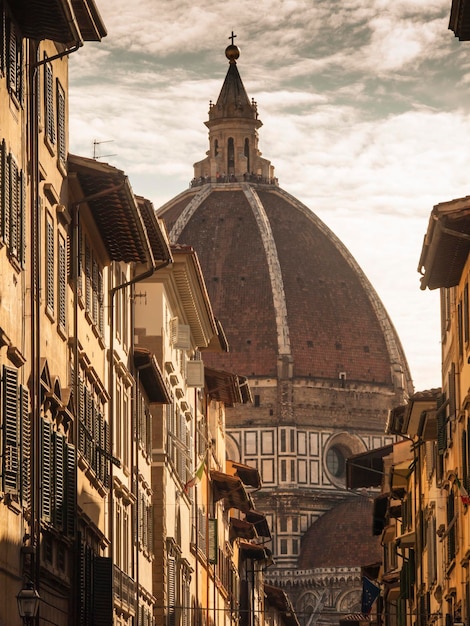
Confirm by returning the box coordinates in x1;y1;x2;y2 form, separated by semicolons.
93;556;113;626
92;258;98;324
7;20;16;96
104;419;110;488
208;518;218;564
437;411;447;454
2;365;18;494
41;419;52;521
19;385;30;508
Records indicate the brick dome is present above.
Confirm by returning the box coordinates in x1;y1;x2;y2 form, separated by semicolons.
298;498;382;569
160;184;411;391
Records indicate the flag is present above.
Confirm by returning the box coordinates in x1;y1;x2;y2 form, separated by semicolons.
184;457;205;493
455;477;470;506
361;577;380;616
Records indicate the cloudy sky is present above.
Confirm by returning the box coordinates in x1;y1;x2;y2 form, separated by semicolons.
68;0;470;392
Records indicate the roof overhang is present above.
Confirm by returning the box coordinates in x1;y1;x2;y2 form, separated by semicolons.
135;196;173;265
171;245;219;349
449;0;470;40
68;155;153;265
11;0;106;43
346;444;393;489
134;347;171;404
419;197;470;290
240;541;272;562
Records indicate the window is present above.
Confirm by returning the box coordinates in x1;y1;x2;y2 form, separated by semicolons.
0;141;26;266
44;61;56;146
280;539;288;555
46;213;55;315
58;232;66;330
326;446;346;478
56;80;66;167
6;18;23;103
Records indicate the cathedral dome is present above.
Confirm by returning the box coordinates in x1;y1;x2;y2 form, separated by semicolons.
157;45;413;404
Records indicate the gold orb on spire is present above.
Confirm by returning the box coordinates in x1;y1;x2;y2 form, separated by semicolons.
225;31;240;63
225;44;240;62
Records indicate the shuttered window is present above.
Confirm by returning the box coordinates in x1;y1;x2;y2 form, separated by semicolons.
58;232;66;330
66;444;76;537
19;385;30;507
41;419;53;521
167;556;176;626
2;365;18;493
54;431;65;530
46;213;55;314
44;61;55;144
56;80;66;166
85;242;92;314
7;19;22;103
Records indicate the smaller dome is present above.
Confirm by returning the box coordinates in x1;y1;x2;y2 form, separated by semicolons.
298;498;381;569
225;44;240;62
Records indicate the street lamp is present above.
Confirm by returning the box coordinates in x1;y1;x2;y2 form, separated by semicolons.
17;582;40;624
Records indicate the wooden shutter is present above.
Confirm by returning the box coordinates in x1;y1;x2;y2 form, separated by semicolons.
93;556;113;626
19;169;25;268
53;431;65;529
19;385;30;507
9;154;18;257
44;62;55;143
46;214;54;313
85;242;91;313
167;555;176;626
2;365;18;493
41;418;52;521
58;232;66;329
66;444;76;537
56;81;66;165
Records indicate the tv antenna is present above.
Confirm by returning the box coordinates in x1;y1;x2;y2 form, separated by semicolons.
93;139;116;160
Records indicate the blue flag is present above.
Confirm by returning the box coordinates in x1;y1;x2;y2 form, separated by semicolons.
361;577;380;615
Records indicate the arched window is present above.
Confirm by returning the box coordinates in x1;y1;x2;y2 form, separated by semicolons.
227;137;235;173
244;138;250;173
214;139;219;156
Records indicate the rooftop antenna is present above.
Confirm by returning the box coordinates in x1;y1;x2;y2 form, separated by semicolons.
93;139;116;160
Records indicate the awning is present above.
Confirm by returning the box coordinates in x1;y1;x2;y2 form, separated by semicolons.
240;541;272;562
211;470;252;513
264;584;300;626
134;347;171;404
228;460;261;489
11;0;106;43
230;517;257;541
204;368;244;406
245;510;271;539
390;460;414;492
346;445;393;489
396;531;416;548
68;155;153;265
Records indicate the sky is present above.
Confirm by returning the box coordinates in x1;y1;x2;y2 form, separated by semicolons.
68;0;470;392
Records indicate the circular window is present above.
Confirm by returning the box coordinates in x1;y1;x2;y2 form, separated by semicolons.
323;433;366;487
326;445;346;478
